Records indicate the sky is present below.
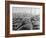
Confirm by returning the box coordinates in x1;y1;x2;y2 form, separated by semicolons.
12;7;40;15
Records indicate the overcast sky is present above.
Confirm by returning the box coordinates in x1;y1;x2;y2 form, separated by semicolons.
12;7;40;15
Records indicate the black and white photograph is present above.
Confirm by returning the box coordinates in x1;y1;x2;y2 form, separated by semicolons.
12;7;40;30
